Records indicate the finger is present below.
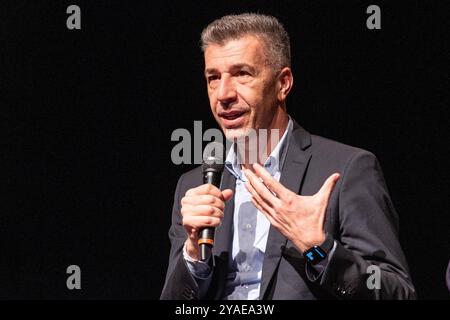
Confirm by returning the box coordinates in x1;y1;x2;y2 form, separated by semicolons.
252;163;290;200
186;183;224;199
245;180;269;209
182;194;225;210
250;197;280;229
221;189;233;202
186;227;197;237
317;173;340;198
245;168;281;207
181;204;224;218
246;181;277;218
182;215;221;229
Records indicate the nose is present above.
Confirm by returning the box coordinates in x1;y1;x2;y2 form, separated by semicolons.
217;74;237;107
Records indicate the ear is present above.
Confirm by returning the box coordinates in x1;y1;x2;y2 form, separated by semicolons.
277;67;294;101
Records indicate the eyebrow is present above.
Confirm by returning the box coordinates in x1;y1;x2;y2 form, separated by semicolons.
204;63;256;76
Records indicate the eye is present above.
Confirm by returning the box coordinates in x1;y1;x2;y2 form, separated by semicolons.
207;75;219;83
237;70;250;77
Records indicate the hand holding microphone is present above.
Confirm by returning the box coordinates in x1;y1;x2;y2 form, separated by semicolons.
180;142;233;261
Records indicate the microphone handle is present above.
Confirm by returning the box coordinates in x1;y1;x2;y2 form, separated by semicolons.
199;171;221;261
203;170;221;187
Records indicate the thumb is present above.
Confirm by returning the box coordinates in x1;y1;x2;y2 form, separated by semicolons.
221;189;233;202
317;173;340;199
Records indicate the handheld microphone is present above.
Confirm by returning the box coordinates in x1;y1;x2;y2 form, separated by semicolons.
199;142;225;261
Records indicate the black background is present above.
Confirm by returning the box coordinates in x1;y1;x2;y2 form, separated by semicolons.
1;0;448;299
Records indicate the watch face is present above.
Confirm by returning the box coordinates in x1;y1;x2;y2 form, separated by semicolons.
304;246;327;265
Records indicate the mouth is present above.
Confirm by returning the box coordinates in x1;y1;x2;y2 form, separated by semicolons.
218;110;248;128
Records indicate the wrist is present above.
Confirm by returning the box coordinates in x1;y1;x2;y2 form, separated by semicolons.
297;233;326;253
303;234;334;265
185;239;200;261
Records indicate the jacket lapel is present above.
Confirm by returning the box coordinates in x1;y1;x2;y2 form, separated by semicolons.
213;169;236;256
259;121;312;299
210;168;236;299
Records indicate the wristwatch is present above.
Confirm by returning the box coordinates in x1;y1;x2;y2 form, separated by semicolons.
303;234;334;265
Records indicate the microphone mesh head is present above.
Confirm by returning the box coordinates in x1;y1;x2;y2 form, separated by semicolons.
202;142;225;172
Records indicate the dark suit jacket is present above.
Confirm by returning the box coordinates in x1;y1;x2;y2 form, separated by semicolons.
160;120;416;299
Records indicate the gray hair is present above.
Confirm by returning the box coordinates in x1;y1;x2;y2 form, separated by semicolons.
200;13;291;70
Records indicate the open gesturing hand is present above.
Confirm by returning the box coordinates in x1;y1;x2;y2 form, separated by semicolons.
245;163;340;252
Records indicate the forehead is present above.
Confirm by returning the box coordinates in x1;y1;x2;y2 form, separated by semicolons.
204;35;268;71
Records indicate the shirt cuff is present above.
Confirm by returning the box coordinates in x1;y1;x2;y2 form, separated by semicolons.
183;242;212;279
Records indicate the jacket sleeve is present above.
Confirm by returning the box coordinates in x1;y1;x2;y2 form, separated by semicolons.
160;174;202;300
308;150;417;299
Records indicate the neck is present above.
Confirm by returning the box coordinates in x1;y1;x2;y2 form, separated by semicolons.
238;108;289;171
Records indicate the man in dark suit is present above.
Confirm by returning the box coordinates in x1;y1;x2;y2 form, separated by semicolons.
161;13;416;299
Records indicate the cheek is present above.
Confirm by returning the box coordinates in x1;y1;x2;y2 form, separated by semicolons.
237;84;262;108
242;84;272;111
208;91;218;112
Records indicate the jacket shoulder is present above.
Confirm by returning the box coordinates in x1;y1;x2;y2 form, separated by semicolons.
310;134;376;162
175;165;203;196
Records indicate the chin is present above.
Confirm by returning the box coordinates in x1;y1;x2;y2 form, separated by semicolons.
223;127;254;141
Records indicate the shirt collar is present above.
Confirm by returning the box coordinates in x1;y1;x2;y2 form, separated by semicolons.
225;117;293;182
